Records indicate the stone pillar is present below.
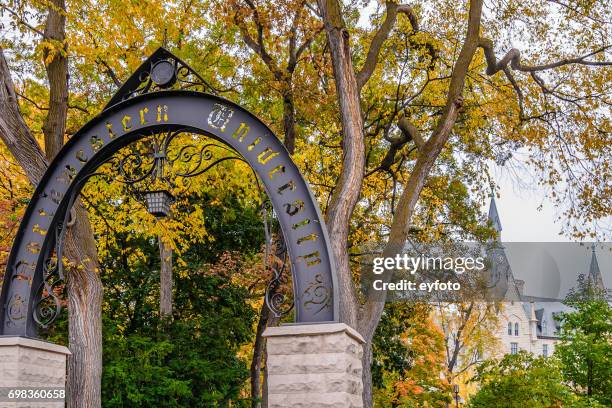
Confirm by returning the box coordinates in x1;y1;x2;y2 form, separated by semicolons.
263;323;364;408
0;337;70;408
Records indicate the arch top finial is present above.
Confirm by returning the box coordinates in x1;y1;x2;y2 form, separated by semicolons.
104;47;217;110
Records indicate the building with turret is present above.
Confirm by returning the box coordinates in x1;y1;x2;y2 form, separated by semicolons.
487;196;605;357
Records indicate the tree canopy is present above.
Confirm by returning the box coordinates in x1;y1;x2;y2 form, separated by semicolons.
0;0;610;406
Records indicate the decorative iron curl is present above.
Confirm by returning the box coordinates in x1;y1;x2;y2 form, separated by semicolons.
126;70;155;100
261;199;294;317
264;249;293;318
112;130;245;186
303;274;332;314
165;139;244;179
32;257;63;329
117;148;157;183
31;171;107;330
175;61;216;93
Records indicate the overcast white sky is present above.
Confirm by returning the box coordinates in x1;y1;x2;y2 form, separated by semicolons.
489;170;567;242
486;165;611;293
487;160;610;243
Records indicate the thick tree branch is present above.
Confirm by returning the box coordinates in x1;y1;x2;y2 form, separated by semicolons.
367;112;424;177
235;0;284;81
479;38;611;75
295;27;322;61
0;48;48;184
502;67;526;120
287;3;304;73
397;115;425;149
356;2;418;90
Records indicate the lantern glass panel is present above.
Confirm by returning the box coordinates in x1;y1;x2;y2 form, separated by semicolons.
144;190;173;217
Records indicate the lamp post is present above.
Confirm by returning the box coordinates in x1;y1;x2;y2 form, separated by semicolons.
453;384;460;408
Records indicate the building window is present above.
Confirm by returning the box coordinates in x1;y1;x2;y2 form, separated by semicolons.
510;342;518;355
508;322;512;335
515;322;519;336
543;344;548;357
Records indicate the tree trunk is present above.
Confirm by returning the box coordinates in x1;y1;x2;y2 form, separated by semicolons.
43;3;105;405
361;340;374;407
42;0;69;160
159;237;173;318
261;312;279;408
317;0;365;330
316;0;485;405
250;302;269;408
65;205;103;408
282;91;296;155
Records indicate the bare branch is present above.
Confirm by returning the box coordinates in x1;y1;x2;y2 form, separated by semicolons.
96;58;122;88
0;5;46;38
235;0;284;81
15;91;49;110
479;38;611;75
545;0;612;25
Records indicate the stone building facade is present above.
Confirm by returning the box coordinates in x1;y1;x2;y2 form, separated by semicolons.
487;196;604;358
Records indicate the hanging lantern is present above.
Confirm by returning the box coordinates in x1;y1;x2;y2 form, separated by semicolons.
144;190;174;217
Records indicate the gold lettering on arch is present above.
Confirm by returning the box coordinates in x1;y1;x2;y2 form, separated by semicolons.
207;103;233;132
106;122;116;139
285;199;304;216
122;115;133;131
139;107;149;125
257;147;279;165
232;122;249;143
157;105;169;122
269;165;285;180
299;251;322;267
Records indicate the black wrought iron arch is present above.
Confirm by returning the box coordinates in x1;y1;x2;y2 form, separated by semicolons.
0;90;338;336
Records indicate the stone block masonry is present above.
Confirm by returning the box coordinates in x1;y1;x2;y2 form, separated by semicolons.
264;323;365;408
0;337;70;408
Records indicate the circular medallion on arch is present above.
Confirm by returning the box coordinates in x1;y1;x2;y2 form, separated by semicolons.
150;60;177;88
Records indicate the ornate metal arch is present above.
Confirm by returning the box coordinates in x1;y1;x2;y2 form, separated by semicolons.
0;50;338;336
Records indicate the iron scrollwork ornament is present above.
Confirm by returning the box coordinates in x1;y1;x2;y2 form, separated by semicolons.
31;201;73;329
32;257;63;329
262;200;294;317
6;293;26;327
115;130;245;188
30;173;104;330
303;274;332;314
